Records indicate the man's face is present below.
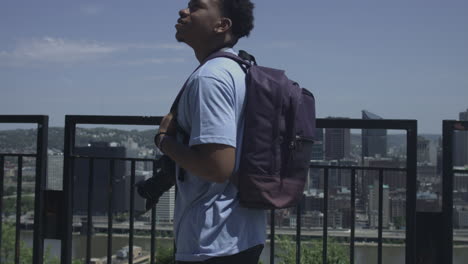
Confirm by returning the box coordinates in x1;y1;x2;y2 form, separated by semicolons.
175;0;224;46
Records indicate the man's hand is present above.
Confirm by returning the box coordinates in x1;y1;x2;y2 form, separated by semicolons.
157;113;236;183
159;113;177;135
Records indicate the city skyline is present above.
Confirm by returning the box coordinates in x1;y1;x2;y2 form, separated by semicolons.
1;1;468;134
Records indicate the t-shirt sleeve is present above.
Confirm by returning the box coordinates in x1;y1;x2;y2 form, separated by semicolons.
186;75;237;148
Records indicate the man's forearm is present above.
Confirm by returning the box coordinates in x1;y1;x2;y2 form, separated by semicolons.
159;135;235;183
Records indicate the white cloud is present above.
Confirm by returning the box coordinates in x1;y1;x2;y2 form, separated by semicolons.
0;37;118;65
0;37;189;67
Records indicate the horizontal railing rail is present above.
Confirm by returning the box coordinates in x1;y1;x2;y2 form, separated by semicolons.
0;115;48;264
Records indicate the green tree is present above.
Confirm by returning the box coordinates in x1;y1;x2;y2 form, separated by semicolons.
276;236;349;264
5;186;16;196
2;196;35;217
1;222;32;263
155;245;175;264
0;222;68;264
393;216;405;230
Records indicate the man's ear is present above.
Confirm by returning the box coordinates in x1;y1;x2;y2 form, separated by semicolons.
214;17;232;33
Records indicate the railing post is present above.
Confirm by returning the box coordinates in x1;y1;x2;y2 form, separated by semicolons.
442;120;454;263
85;158;95;264
129;160;136;264
405;121;417;264
378;169;383;264
270;209;275;264
62;116;76;264
0;156;4;260
107;160;115;264
151;160;158;264
296;197;302;264
350;168;356;264
323;168;329;264
15;156;23;264
33;116;48;264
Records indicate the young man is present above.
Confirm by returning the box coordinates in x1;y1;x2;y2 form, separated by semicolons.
155;0;265;263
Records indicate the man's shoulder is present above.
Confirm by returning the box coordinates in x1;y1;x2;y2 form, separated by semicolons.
195;56;244;80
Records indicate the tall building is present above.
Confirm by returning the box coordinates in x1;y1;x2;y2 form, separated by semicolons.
361;157;406;199
417;136;431;163
454;108;468;166
368;181;390;228
329;159;358;188
73;142;128;215
454;207;468;228
454;167;468;192
460;109;468;121
311;128;324;160
47;152;63;190
325;117;350;160
362;110;387;158
390;193;406;226
156;186;176;224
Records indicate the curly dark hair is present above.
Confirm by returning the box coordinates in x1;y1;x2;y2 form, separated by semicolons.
219;0;255;42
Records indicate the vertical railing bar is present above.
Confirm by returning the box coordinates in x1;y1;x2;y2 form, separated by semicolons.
405;123;417;264
0;156;4;259
86;158;95;264
378;169;383;264
15;156;23;264
151;207;157;264
150;160;157;264
62;118;76;264
33;117;47;264
350;168;356;264
323;168;329;264
107;159;115;264
441;121;454;263
270;209;275;264
296;197;302;264
129;160;136;264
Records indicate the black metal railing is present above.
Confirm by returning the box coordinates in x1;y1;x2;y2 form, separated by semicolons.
442;120;468;264
0;115;48;264
0;115;420;263
57;116;417;264
61;115;161;264
267;118;417;264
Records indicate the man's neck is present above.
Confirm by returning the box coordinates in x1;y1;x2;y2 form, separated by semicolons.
195;45;230;63
192;37;234;63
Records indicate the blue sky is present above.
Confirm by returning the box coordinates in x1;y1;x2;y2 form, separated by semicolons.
0;0;467;133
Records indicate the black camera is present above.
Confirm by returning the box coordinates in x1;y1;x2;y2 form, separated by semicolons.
136;155;176;211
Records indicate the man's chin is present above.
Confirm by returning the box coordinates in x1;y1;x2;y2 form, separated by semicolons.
175;32;184;43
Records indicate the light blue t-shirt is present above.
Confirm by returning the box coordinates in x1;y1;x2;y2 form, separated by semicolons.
174;48;266;262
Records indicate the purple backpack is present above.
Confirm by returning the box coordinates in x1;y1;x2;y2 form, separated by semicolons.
207;50;316;209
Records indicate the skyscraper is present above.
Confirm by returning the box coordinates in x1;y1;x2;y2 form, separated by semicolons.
73;142;128;215
325;117;350;160
362;110;387;158
417;136;431;163
47;152;63;190
368;181;390;228
460;109;468;121
156;186;176;224
454;108;468;166
311;128;324;160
